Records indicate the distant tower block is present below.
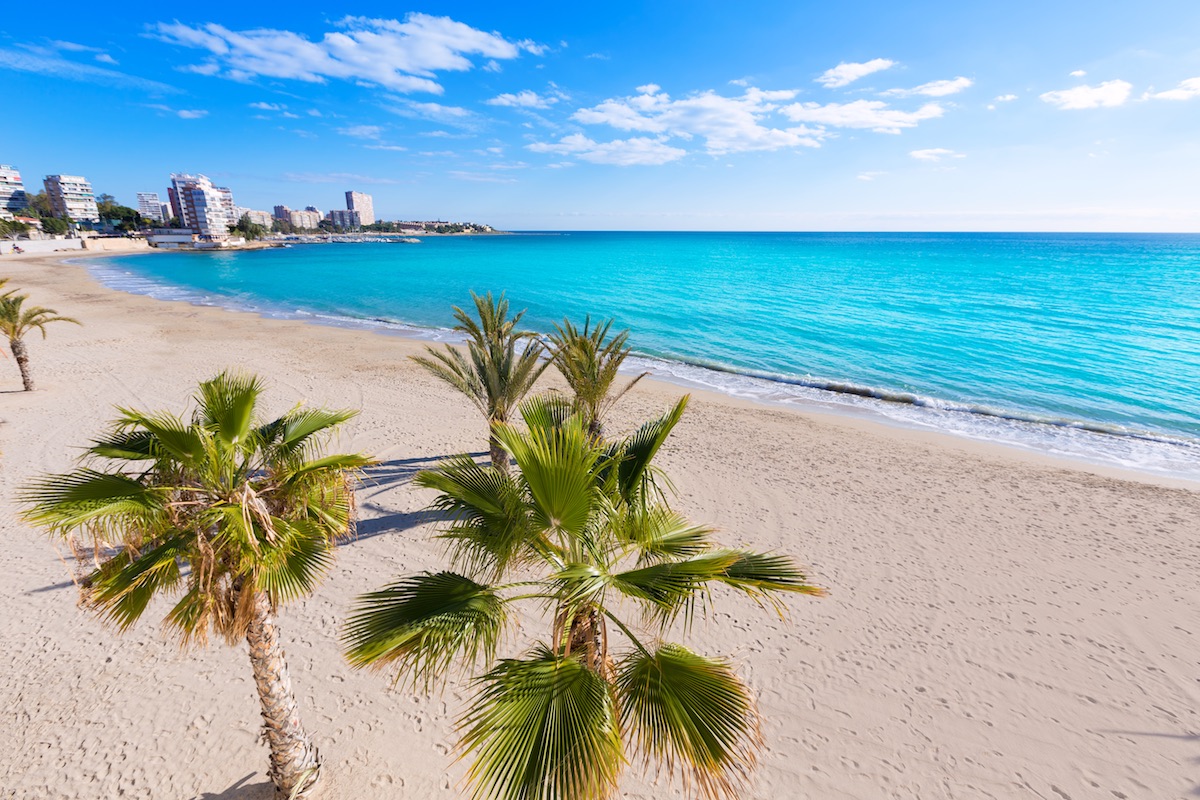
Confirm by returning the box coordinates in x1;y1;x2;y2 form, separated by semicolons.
345;190;375;226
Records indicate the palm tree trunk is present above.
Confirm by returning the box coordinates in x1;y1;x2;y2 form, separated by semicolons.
245;589;322;799
10;338;33;391
489;432;509;475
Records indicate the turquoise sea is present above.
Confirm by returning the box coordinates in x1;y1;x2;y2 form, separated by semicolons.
86;232;1200;478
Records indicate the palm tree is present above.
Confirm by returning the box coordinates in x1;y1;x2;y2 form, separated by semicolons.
412;292;548;473
22;373;372;799
0;293;80;391
549;316;649;439
345;396;822;800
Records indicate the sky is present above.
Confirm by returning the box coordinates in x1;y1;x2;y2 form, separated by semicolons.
2;1;1199;231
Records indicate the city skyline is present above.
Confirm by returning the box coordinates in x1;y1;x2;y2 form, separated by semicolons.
1;2;1199;230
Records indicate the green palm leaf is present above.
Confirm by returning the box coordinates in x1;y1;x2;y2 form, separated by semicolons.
460;645;623;800
617;644;761;800
344;572;506;689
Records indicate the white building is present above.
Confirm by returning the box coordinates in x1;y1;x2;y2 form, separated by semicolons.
289;209;321;230
1;165;28;212
346;190;375;225
44;174;99;223
169;173;234;240
137;192;165;222
234;207;273;227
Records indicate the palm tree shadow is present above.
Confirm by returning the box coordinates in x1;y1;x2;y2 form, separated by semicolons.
360;452;486;492
347;506;452;543
197;772;272;799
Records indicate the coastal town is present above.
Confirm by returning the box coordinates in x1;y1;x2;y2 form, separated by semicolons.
0;163;497;254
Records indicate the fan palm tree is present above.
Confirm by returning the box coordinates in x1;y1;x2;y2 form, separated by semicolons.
22;373;372;799
549;316;649;439
0;293;80;391
412;292;548;473
345;395;823;800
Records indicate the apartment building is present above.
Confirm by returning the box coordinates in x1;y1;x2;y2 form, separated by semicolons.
44;174;100;223
328;209;361;230
0;165;28;212
169;173;234;239
137;192;165;222
345;190;375;225
288;209;321;230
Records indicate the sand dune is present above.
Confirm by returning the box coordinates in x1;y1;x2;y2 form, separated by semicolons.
1;253;1197;799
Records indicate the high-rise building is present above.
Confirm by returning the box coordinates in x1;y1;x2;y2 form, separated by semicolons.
273;205;291;221
169;173;234;239
235;207;273;227
345;190;375;226
160;203;172;222
304;205;321;215
43;174;99;223
0;165;28;212
328;209;361;230
137;192;165;222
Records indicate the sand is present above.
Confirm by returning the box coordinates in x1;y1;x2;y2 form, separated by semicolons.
1;252;1197;800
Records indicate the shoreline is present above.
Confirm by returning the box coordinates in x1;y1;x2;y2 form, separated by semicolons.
72;248;1200;489
4;250;1200;798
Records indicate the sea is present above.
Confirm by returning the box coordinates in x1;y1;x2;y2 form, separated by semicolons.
83;232;1200;479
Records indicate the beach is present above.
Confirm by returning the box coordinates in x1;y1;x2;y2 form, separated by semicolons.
2;252;1198;799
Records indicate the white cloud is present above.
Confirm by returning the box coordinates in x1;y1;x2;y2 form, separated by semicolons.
95;53;119;65
994;94;1018;102
146;103;207;119
284;171;400;184
365;144;408;151
249;101;286;111
585;53;610;60
1070;70;1087;77
1148;77;1200;101
386;100;476;127
816;58;895;88
780;99;944;134
338;124;383;139
570;85;825;154
150;13;544;94
0;48;178;93
1040;80;1132;109
910;148;964;162
483;59;502;73
529;133;687;166
486;89;557;108
857;171;886;181
883;76;973;97
307;109;323;117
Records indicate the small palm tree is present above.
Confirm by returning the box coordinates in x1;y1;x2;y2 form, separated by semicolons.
345;396;822;800
549;316;648;439
412;292;548;473
22;373;372;799
0;293;80;391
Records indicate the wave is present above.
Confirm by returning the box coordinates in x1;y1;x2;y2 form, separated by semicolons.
80;257;1200;481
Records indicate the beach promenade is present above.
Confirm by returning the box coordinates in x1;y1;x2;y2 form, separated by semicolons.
1;253;1197;799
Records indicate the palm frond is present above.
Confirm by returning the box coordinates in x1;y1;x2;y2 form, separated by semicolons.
459;645;623;800
607;396;689;505
494;419;600;540
344;571;506;689
21;469;164;534
617;644;761;800
718;551;826;609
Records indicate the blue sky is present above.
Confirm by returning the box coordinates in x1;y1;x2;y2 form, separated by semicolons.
2;1;1199;230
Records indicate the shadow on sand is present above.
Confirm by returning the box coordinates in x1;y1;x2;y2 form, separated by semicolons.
197;772;272;800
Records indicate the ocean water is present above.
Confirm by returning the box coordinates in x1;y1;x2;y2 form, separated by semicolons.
85;232;1200;478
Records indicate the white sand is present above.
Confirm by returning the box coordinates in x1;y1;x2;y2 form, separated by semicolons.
1;253;1197;799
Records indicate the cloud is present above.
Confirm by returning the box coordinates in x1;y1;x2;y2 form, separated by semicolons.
284;171;400;184
482;59;502;73
1070;70;1087;77
486;89;557;108
585;53;610;60
857;171;886;181
815;58;895;88
146;103;207;119
1148;77;1200;101
910;148;964;162
529;133;687;165
449;171;518;183
365;144;408;151
994;94;1018;102
0;48;178;93
1039;80;1132;109
338;124;383;139
569;85;826;154
780;99;944;133
250;101;286;111
95;53;119;65
307;108;323;117
150;13;544;94
883;76;973;97
386;99;476;127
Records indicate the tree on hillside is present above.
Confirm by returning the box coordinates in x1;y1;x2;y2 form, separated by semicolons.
231;214;266;241
22;373;372;799
412;292;547;473
0;294;80;391
41;217;69;235
345;395;823;800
